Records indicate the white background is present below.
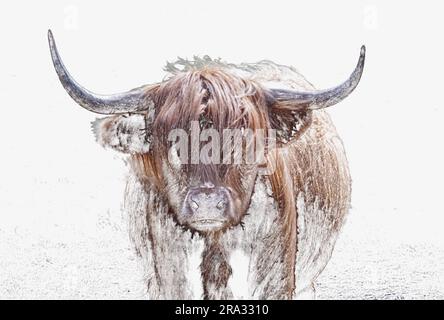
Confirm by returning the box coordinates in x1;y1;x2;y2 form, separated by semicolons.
0;0;443;299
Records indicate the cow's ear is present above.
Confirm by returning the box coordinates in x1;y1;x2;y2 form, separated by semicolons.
267;107;313;146
92;114;151;154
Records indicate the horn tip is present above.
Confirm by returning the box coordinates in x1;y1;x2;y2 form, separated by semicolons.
47;29;54;44
360;45;366;56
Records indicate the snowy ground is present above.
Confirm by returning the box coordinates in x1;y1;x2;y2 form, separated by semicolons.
0;213;146;300
1;205;443;299
316;210;444;299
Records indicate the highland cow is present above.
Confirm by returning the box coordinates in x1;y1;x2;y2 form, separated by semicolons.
48;29;365;299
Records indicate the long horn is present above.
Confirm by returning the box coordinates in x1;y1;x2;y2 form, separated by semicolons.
268;46;365;110
48;30;150;114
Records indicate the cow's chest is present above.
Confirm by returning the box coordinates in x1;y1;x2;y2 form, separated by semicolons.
183;180;289;299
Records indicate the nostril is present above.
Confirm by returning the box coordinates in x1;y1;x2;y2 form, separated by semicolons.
190;200;199;210
216;200;225;210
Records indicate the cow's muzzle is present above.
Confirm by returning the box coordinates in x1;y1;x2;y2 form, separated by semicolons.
180;185;234;232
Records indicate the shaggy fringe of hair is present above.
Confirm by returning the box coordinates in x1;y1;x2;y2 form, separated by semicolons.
146;64;273;195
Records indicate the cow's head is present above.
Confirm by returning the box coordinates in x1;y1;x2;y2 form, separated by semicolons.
48;30;364;234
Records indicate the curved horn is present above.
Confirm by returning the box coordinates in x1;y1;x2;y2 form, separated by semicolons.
268;46;365;110
48;30;150;114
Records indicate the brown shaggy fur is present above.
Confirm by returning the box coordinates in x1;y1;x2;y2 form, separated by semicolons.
91;57;352;299
128;67;307;297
